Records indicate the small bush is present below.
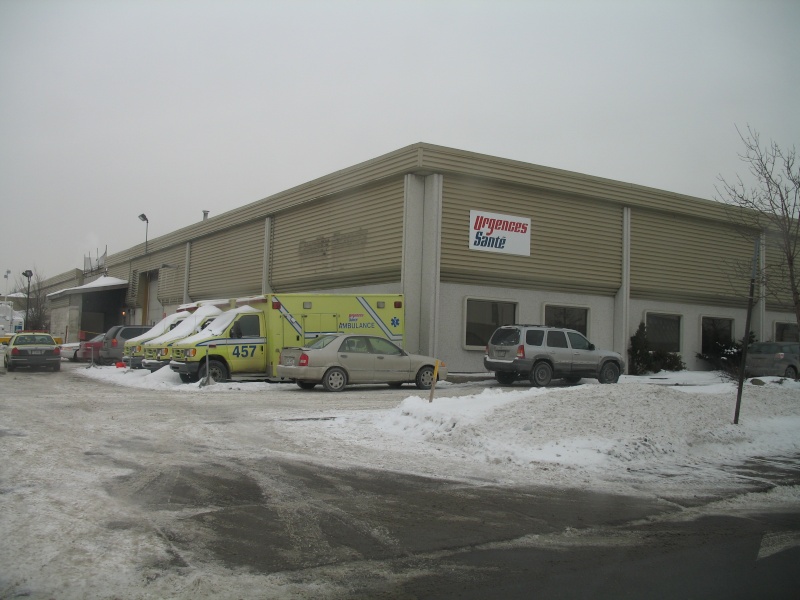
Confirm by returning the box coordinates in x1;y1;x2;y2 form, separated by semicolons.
628;323;686;374
696;332;754;380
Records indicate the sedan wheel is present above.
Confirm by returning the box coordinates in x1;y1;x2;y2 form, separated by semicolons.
297;381;317;390
322;367;347;392
415;366;435;390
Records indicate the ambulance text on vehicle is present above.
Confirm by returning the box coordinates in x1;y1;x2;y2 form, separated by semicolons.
169;294;404;383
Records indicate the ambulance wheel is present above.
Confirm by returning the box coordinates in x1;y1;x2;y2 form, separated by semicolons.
322;367;347;392
199;360;228;383
179;373;194;383
415;366;435;390
297;381;316;390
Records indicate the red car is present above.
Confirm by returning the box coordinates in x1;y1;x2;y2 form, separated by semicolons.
77;333;105;362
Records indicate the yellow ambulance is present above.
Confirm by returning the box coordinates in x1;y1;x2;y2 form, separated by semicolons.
169;293;404;383
140;304;225;371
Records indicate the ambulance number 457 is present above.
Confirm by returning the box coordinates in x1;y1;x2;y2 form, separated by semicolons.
232;345;258;357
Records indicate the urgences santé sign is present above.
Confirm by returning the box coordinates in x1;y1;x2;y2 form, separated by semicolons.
469;210;530;256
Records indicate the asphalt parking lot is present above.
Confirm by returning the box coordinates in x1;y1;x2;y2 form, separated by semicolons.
2;360;799;599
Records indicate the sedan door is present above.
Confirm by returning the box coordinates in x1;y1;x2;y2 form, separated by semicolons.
367;337;411;383
336;336;376;383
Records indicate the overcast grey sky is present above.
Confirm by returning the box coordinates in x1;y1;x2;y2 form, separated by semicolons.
1;0;798;288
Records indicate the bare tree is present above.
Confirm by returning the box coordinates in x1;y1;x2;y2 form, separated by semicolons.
13;268;49;330
717;126;800;335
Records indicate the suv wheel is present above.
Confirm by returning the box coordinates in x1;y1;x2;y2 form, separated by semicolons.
598;362;620;384
530;362;552;387
496;371;516;386
785;365;798;380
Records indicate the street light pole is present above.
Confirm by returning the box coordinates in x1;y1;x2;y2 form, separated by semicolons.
3;269;10;300
138;213;149;253
22;269;33;329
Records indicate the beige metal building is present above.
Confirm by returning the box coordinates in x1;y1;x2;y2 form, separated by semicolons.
44;143;798;372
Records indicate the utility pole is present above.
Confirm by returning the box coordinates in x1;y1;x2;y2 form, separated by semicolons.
22;269;33;328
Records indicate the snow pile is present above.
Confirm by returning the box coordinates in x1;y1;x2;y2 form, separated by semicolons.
77;365;800;492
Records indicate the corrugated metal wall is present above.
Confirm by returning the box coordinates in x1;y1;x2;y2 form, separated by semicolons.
440;177;623;295
189;220;265;299
270;180;404;290
630;208;752;306
765;238;795;311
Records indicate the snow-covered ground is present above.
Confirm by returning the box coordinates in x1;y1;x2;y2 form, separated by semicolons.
77;364;800;495
2;362;799;599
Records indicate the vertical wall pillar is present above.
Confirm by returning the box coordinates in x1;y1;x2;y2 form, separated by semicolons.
263;216;273;294
183;242;191;304
614;206;631;367
401;173;443;356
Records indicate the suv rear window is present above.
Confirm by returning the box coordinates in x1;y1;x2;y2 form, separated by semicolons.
525;330;544;346
489;328;520;346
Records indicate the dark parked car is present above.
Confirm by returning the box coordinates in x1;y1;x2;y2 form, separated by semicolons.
4;331;62;371
745;342;800;379
99;325;151;365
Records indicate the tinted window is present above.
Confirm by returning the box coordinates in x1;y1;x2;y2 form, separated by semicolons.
567;331;590;350
702;317;733;355
234;314;261;338
465;299;516;347
368;337;403;356
525;330;544;346
546;331;568;348
340;337;370;353
749;343;778;355
545;306;588;335
646;313;681;353
490;328;520;346
120;327;148;340
776;322;800;342
308;335;338;349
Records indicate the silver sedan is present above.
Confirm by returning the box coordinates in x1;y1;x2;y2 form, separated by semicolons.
277;334;447;392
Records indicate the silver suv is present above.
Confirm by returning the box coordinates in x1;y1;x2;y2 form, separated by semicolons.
484;325;625;386
745;342;799;379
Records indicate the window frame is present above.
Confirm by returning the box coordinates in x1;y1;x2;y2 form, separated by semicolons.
463;297;518;350
700;315;734;355
543;304;590;337
775;321;800;342
644;311;683;354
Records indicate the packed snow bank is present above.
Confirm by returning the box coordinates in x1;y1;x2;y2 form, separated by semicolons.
77;366;800;494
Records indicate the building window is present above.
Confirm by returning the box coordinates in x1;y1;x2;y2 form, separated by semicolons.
776;322;799;342
701;317;733;355
646;313;681;353
544;305;588;335
465;299;516;347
